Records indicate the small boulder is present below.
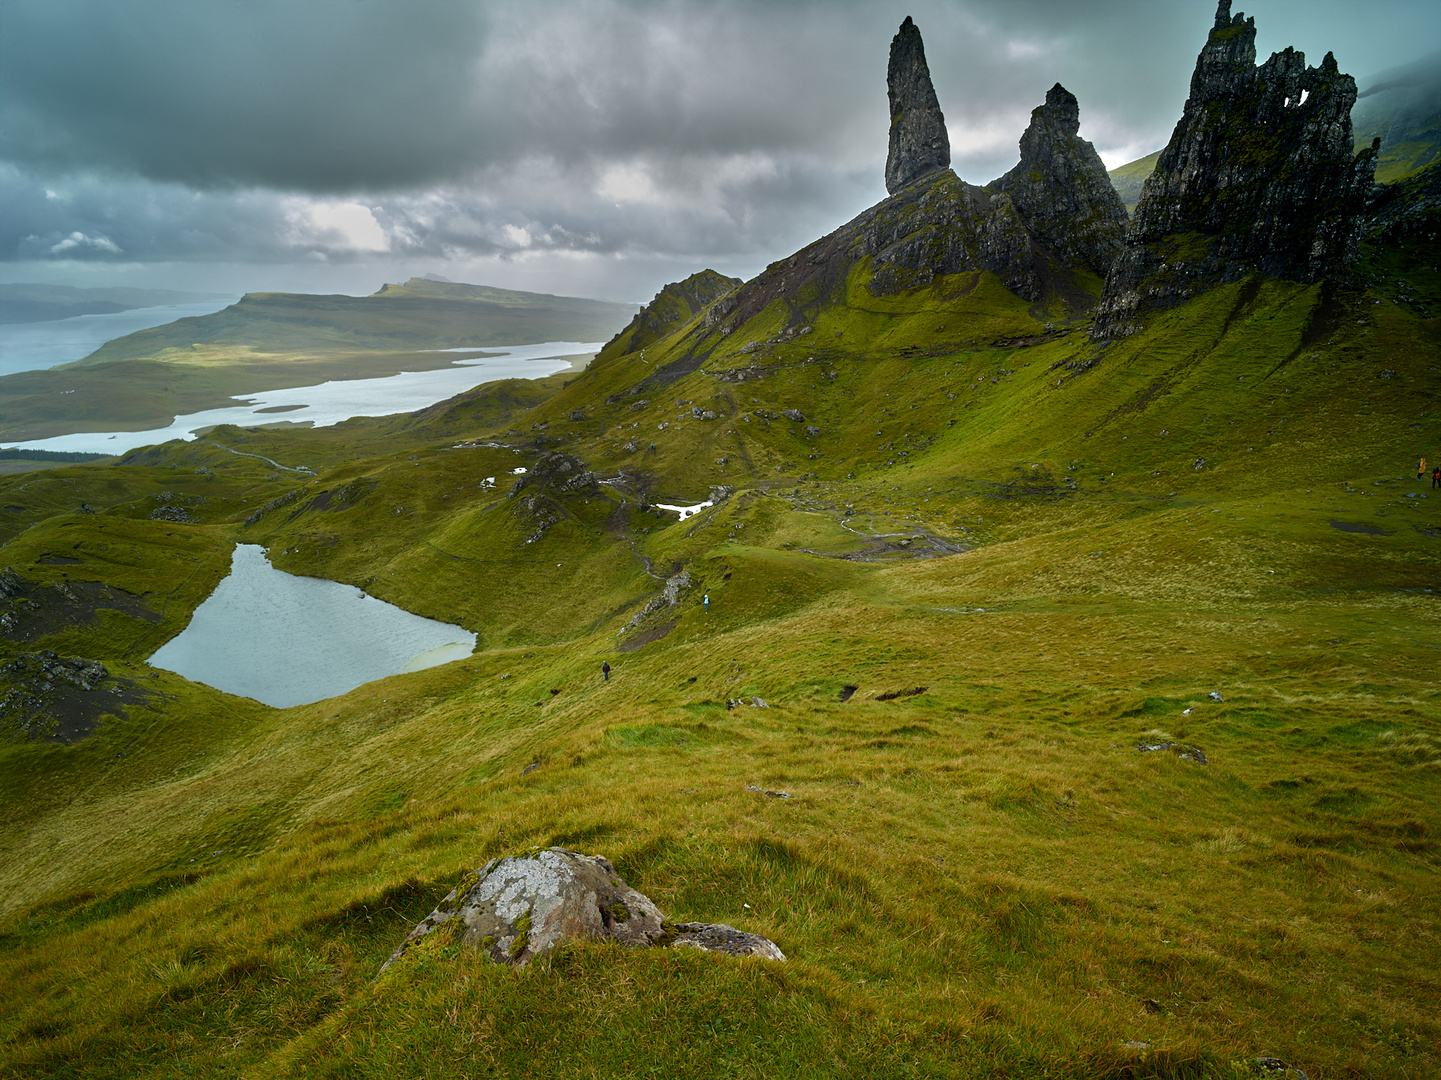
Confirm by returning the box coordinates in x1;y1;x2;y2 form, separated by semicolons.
1137;741;1209;765
381;848;784;973
672;923;785;960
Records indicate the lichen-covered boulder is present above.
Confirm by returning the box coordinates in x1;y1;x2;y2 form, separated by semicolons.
380;848;785;972
381;848;664;970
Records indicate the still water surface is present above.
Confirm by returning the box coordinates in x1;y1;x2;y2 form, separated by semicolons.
149;544;475;708
7;340;601;455
0;301;238;377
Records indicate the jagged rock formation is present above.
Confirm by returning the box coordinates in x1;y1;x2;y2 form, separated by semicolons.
609;270;741;356
989;83;1130;278
1093;0;1379;339
885;16;950;194
380;848;784;972
628;19;1133;371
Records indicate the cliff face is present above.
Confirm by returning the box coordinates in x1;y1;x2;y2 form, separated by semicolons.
706;171;1040;338
885;16;951;194
989;83;1130;279
705;24;1134;332
1093;0;1378;339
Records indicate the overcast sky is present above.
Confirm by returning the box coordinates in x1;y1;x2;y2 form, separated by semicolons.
2;0;1436;305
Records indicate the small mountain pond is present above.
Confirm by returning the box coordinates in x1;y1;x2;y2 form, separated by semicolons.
149;544;474;708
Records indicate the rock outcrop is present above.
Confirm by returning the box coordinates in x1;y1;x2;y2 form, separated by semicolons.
507;451;598;545
1093;0;1378;339
608;270;741;356
619;19;1136;359
0;649;153;743
885;16;950;194
380;848;784;972
989;83;1130;278
697;169;1047;337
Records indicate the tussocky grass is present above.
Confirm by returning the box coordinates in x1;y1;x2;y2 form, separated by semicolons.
0;252;1437;1078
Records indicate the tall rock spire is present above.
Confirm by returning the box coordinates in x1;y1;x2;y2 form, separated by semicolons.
989;83;1129;278
885;16;951;194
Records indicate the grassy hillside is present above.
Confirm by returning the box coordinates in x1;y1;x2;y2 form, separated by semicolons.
1108;151;1160;214
0;280;635;442
0;238;1437;1079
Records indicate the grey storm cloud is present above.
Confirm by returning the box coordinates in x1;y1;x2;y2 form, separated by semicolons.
0;0;1251;192
2;0;1437;296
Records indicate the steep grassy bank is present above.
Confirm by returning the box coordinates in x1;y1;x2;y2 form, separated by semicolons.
0;250;1437;1077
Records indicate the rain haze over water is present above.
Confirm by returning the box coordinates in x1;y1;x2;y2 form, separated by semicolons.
0;300;238;377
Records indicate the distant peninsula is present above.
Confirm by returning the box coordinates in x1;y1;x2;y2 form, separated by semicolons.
0;283;234;325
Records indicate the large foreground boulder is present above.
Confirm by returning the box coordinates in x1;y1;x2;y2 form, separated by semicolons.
380;848;784;972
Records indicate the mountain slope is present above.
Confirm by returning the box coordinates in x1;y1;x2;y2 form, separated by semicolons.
0;10;1438;1080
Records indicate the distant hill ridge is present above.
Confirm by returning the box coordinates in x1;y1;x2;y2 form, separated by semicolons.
75;280;638;366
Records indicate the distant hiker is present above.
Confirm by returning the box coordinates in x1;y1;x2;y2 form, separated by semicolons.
703;593;710;613
1420;456;1427;480
602;661;610;682
1433;466;1439;490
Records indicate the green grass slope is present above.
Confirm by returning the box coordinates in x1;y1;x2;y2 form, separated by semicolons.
1108;150;1160;214
0;239;1437;1078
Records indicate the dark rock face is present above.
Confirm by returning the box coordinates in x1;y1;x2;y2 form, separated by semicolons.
989;83;1129;278
1094;0;1378;339
704;169;1046;336
705;159;1133;337
609;270;741;356
1364;160;1441;245
885;17;950;194
381;848;784;972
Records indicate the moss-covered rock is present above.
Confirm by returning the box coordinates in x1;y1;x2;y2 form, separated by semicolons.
380;848;783;971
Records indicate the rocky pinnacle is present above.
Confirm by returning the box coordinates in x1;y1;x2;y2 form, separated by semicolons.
989;83;1129;278
885;16;950;194
1092;0;1379;339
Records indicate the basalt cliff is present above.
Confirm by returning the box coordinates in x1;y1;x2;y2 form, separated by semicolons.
1092;0;1380;338
989;83;1129;281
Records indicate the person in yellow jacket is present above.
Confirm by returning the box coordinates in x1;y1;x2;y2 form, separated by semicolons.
1420;456;1427;481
